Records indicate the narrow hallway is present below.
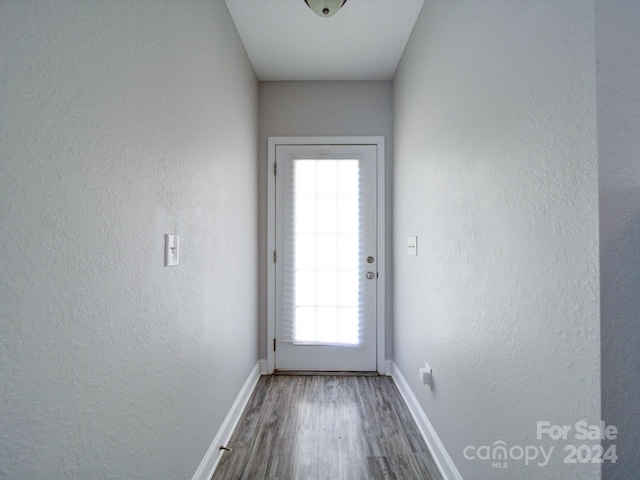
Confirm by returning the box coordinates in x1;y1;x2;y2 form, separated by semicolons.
213;375;442;480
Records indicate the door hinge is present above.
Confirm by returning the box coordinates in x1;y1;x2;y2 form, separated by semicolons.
273;339;276;351
273;250;277;263
273;162;277;176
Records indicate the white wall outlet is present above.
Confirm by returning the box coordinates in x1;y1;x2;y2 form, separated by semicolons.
419;363;432;389
408;236;418;255
165;234;179;267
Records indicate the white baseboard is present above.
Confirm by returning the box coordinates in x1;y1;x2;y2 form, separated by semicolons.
384;359;393;376
259;359;268;375
190;362;262;480
390;362;463;480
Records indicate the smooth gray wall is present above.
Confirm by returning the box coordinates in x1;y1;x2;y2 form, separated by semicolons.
258;81;394;363
0;1;258;478
393;2;600;479
596;2;640;478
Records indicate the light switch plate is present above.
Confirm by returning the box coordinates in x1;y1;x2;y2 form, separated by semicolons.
165;234;179;266
408;236;417;256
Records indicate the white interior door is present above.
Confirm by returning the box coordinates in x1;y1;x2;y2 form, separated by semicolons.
274;144;378;371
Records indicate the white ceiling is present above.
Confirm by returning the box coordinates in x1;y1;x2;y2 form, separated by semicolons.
224;0;424;81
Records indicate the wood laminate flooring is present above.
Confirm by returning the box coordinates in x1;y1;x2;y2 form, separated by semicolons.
212;375;443;480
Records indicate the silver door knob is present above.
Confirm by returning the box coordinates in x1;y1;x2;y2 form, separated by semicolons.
366;272;375;280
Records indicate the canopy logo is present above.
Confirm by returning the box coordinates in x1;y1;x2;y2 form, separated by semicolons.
463;441;554;469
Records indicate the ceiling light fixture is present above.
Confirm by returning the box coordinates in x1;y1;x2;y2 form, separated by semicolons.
304;0;348;18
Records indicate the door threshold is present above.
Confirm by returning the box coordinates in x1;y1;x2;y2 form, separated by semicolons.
273;370;380;376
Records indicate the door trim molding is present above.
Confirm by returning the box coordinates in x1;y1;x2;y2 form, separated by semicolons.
267;136;386;374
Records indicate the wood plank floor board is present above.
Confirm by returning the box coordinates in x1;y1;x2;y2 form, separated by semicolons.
265;377;304;478
379;378;430;454
336;379;370;480
381;381;442;480
379;378;444;480
319;375;339;401
415;451;444;480
298;377;321;432
235;374;272;443
219;377;281;480
367;376;395;413
378;410;415;460
238;412;278;479
340;428;370;480
318;429;343;480
249;376;296;478
308;375;326;400
318;400;340;432
367;456;397;479
354;378;389;458
212;375;443;480
291;429;318;479
390;453;433;480
211;441;249;479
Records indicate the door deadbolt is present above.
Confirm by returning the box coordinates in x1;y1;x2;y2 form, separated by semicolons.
367;256;375;264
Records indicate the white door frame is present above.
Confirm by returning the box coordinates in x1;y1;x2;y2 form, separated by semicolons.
267;136;386;374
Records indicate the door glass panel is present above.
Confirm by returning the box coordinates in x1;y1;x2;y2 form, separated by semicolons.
292;159;361;346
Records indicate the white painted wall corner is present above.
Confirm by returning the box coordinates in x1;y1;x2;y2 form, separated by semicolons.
384;359;393;376
190;362;262;480
391;362;463;480
259;359;268;375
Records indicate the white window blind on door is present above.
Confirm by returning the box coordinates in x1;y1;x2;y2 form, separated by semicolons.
281;159;364;347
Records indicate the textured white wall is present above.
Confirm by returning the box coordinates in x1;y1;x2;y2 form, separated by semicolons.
0;1;258;479
393;1;600;479
596;2;640;479
258;81;394;361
